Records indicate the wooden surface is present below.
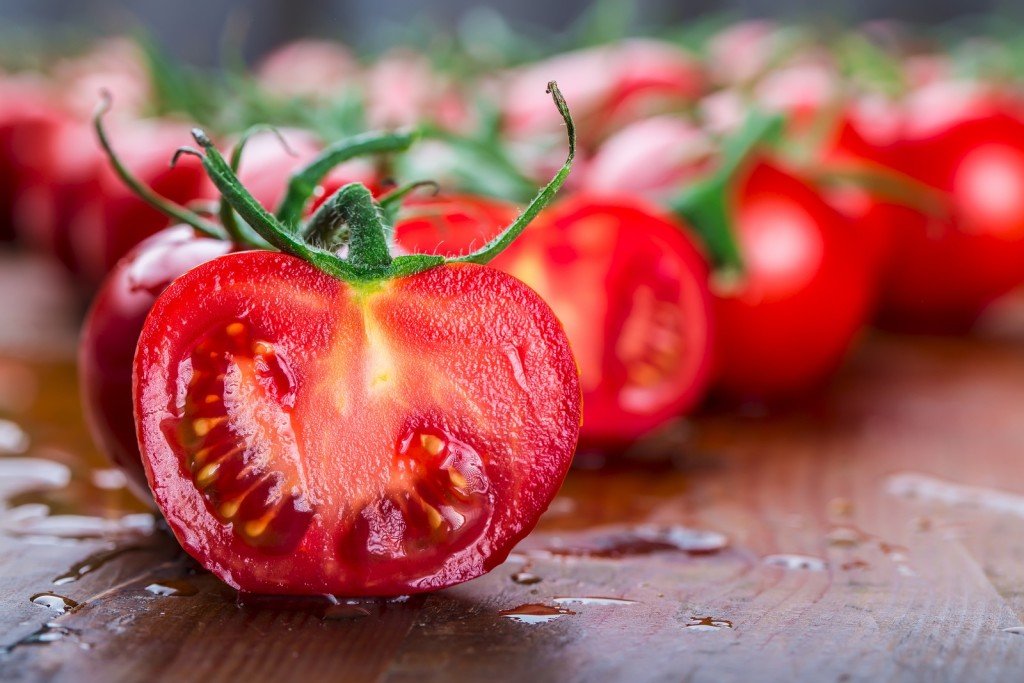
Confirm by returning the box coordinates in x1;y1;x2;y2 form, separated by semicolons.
1;251;1024;682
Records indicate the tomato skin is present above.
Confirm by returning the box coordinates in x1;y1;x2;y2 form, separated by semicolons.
134;252;580;595
874;108;1024;331
396;194;715;447
13;117;103;274
0;78;66;242
79;226;235;499
256;39;358;101
583;116;713;201
712;160;872;399
392;194;522;256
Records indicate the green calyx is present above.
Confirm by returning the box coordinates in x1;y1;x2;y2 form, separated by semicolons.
186;80;576;285
668;110;785;273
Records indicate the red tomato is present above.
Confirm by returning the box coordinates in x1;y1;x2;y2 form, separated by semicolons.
0;77;66;242
13;117;103;274
80;226;235;498
133;251;580;595
872;88;1024;331
68;119;215;284
583;116;713;201
256;39;358;102
711;159;872;399
503;39;704;145
705;20;785;86
364;50;471;132
395;194;714;447
392;194;521;256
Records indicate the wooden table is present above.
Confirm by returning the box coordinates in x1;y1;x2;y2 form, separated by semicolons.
1;251;1023;682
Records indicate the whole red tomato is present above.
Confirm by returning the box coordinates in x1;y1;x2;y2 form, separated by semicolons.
866;84;1024;331
255;39;358;102
0;77;66;243
80;226;235;498
583;115;713;202
13;117;103;274
395;193;715;447
700;159;872;399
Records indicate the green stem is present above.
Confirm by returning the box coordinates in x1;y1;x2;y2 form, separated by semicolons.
188;129;365;281
668;110;785;271
378;180;440;231
449;81;575;266
94;92;225;240
304;183;393;273
275;130;417;230
220;125;293;247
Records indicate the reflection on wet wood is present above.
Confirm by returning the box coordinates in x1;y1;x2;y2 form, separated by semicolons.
1;251;1024;682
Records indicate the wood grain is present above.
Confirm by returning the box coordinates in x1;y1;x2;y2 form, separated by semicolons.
1;251;1023;682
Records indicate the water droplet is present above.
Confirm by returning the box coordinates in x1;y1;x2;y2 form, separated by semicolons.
145;580;198;597
552;596;637;606
499;603;575;624
1003;626;1024;635
886;472;1024;519
90;468;128;490
511;571;542;585
4;622;89;652
322;604;371;620
685;616;733;631
30;592;79;614
826;526;866;548
763;554;828;571
0;418;29;454
53;545;147;585
2;506;155;542
896;564;917;577
544;525;728;559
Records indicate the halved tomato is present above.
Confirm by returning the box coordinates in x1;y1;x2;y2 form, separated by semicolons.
134;252;580;595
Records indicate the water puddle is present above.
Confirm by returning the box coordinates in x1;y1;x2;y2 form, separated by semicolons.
763;554;828;571
30;592;80;614
145;580;198;597
541;525;728;559
887;472;1024;519
54;545;149;585
552;596;637;606
499;603;575;624
685;616;734;631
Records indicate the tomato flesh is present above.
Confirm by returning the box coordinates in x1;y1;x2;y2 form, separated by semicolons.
135;252;580;595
